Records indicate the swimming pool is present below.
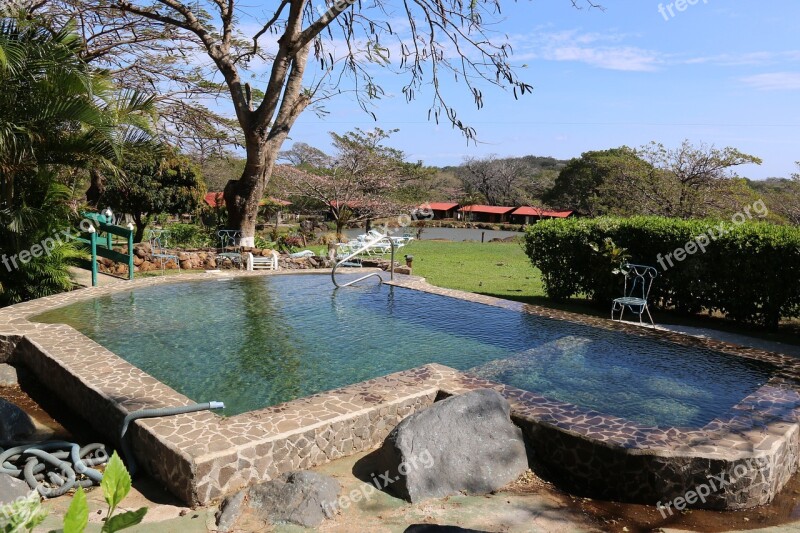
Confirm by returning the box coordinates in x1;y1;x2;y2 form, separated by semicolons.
33;274;775;426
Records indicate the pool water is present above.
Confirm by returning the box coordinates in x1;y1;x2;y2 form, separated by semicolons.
33;275;775;425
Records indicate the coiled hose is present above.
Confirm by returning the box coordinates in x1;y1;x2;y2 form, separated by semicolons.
0;402;223;497
0;441;109;498
120;401;225;477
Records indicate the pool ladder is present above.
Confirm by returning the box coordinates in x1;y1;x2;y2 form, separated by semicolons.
331;234;396;288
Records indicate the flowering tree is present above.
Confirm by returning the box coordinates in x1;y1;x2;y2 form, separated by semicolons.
276;128;423;237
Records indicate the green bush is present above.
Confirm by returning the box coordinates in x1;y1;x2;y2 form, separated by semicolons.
524;217;800;328
164;223;216;248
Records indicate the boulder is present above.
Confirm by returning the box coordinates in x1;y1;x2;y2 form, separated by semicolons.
0;473;30;505
0;399;35;444
215;490;246;533
133;242;151;257
0;364;18;387
374;389;528;503
218;471;340;530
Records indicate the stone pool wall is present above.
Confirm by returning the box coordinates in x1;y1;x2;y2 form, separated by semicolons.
1;271;799;510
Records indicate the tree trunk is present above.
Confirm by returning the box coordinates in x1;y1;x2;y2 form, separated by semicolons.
86;169;104;207
224;137;282;247
335;217;345;241
133;213;147;243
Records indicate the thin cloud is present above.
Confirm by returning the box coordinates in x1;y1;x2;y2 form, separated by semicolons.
510;30;661;72
686;51;800;67
740;72;800;91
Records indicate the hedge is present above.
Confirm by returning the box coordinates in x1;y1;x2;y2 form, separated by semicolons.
523;216;800;328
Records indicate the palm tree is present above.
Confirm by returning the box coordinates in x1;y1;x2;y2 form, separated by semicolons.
0;14;154;304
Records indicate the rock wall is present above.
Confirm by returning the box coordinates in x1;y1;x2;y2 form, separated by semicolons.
96;244;334;275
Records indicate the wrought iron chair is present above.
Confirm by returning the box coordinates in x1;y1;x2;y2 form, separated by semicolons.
147;230;180;274
217;229;243;268
611;263;658;327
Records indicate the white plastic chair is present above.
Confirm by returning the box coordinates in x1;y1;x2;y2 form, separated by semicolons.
246;251;280;271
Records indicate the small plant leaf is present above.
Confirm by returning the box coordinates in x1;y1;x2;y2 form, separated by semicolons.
101;451;131;510
101;507;147;533
63;486;89;533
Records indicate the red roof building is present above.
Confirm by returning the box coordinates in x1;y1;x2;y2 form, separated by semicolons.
416;202;460;219
458;205;515;223
510;206;574;224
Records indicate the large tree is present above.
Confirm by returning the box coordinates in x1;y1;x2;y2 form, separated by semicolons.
37;0;598;245
101;148;205;242
544;147;647;216
629;141;762;218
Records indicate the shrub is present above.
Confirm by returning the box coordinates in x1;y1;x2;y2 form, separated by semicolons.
524;216;800;328
164;223;215;248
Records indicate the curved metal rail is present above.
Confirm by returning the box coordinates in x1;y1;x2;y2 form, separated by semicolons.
332;234;396;288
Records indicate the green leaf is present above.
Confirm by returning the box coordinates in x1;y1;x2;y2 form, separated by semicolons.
101;451;131;511
63;486;89;533
101;508;147;533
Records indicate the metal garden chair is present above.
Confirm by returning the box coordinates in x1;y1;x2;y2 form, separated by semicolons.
147;230;180;274
611;263;658;327
217;229;243;268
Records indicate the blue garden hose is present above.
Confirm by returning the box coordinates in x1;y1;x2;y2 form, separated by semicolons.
120;402;225;477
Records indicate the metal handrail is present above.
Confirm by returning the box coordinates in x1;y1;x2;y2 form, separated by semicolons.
332;234;396;288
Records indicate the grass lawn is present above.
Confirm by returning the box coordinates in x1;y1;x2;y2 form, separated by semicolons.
402;239;545;300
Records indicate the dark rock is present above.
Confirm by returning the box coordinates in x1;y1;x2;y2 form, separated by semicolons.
215;490;245;533
0;473;30;505
375;389;528;503
405;526;490;533
0;364;18;387
246;471;340;528
0;399;35;444
361;259;389;269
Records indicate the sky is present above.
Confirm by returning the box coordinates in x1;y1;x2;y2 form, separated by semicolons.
232;0;800;179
